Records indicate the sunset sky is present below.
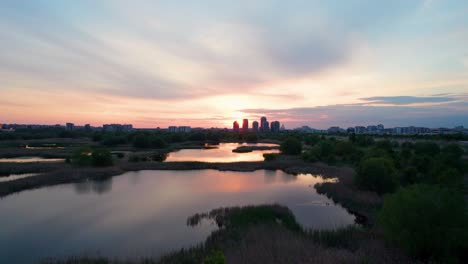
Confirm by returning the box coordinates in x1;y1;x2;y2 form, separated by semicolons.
1;0;467;128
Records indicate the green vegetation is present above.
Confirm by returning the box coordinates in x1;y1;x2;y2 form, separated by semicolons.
356;157;396;194
263;153;278;161
378;184;468;262
72;147;113;167
203;250;225;264
280;137;302;155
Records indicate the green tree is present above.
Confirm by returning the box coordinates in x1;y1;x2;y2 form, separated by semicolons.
133;134;150;148
378;184;467;262
355;157;396;194
280;137;302;155
91;149;113;167
414;141;440;156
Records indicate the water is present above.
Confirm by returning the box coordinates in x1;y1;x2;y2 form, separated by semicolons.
0;170;355;263
0;173;41;183
0;157;65;163
166;143;280;162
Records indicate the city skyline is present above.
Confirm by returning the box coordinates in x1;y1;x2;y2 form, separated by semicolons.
1;1;468;128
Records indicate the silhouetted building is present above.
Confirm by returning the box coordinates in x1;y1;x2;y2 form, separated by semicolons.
252;121;259;132
355;126;366;134
168;126;177;132
84;124;91;131
233;121;240;132
242;119;249;132
178;126;191;133
270;121;280;133
103;124;133;132
347;127;355;133
260;116;269;132
66;123;74;131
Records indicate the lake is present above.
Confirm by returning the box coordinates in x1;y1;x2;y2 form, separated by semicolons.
0;170;355;263
165;143;280;162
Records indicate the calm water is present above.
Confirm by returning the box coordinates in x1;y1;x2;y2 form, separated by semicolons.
165;143;280;162
0;157;65;163
0;170;355;263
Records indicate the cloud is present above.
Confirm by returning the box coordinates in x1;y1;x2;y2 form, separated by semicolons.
360;96;456;105
241;102;468;129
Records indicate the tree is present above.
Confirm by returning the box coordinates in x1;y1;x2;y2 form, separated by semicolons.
133;134;150;148
355;157;396;194
91;149;113;167
280;137;302;155
414;142;440;156
378;184;467;262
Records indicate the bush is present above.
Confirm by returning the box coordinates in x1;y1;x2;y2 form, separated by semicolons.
263;153;278;161
378;184;467;262
280;137;302;155
414;142;440;156
133;134;150;148
203;250;225;264
91;149;113;167
355;157;396;194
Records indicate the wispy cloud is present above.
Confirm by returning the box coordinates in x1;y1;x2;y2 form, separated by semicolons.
360;96;456;105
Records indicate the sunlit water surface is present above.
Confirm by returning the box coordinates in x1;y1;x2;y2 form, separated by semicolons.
0;170;355;263
0;157;65;163
165;143;280;162
0;173;41;183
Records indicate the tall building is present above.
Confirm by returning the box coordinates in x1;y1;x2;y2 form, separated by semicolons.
242;119;249;132
233;121;240;132
252;121;259;132
270;121;280;133
66;123;74;131
84;124;91;131
260;116;269;132
168;126;177;132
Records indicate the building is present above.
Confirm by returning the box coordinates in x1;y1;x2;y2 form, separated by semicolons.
347;127;355;133
66;123;74;131
178;126;191;133
355;126;366;134
103;124;133;132
260;116;269;132
168;126;178;132
242;119;249;132
84;124;91;131
270;121;280;133
233;121;240;132
327;126;342;133
252;121;259;132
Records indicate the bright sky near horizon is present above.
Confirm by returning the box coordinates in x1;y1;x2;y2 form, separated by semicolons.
1;0;467;128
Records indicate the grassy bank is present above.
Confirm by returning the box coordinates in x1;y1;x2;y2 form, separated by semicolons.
42;204;411;264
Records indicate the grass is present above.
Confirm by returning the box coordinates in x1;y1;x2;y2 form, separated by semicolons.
43;204;412;264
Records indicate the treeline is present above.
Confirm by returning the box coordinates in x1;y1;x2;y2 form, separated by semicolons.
288;134;468;262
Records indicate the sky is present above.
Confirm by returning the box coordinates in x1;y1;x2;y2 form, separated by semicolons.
1;0;467;129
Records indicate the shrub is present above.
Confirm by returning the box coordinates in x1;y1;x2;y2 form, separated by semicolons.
133;134;150;148
355;157;396;194
414;142;440;156
280;137;302;155
91;149;113;167
378;184;467;262
203;250;225;264
263;153;278;161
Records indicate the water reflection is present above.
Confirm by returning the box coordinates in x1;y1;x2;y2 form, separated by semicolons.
0;173;41;183
165;143;280;162
74;178;113;195
0;157;65;163
0;170;355;263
